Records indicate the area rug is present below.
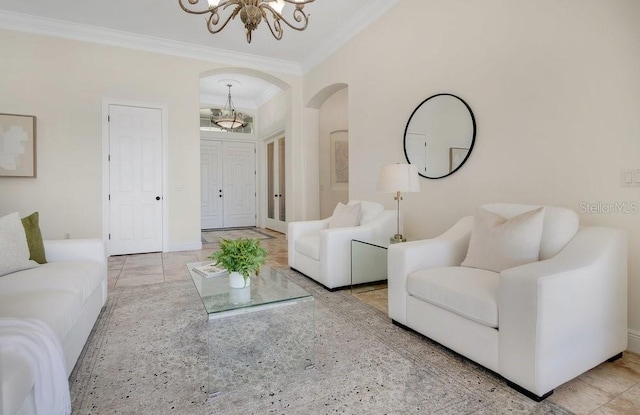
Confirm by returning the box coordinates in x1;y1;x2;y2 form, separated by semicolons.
202;228;274;244
69;268;570;414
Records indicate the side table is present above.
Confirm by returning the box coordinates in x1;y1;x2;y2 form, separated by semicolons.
350;239;388;292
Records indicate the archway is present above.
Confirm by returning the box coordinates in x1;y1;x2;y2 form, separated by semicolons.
306;83;349;218
198;67;293;232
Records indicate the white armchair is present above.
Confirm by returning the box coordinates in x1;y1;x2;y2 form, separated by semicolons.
388;203;627;400
288;200;396;290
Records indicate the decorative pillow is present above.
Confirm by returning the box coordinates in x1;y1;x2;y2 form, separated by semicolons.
0;212;38;277
461;207;545;272
329;202;362;229
21;211;47;264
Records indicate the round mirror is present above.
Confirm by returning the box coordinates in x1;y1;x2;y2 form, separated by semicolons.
403;93;476;179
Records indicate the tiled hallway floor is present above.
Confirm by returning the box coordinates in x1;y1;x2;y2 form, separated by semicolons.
107;227;640;414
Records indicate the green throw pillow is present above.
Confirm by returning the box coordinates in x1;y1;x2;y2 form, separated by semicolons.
21;212;47;264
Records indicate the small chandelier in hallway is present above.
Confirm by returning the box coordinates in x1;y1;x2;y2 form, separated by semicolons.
213;84;247;131
178;0;315;43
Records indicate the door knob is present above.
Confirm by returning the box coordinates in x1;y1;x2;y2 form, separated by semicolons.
155;196;161;201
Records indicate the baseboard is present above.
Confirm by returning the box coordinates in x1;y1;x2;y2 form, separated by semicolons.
628;330;640;353
165;240;202;252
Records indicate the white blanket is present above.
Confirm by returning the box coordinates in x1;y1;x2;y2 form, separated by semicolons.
0;318;71;415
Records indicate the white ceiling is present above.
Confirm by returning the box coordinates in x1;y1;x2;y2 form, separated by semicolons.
0;0;398;107
200;74;281;109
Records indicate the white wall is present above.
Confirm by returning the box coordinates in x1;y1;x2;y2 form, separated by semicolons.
304;0;640;348
0;29;303;250
319;87;349;218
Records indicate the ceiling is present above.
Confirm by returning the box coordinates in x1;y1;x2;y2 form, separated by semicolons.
0;0;398;107
0;0;398;72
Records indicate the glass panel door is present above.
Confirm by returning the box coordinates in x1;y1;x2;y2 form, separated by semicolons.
265;136;286;233
278;139;286;222
267;142;275;221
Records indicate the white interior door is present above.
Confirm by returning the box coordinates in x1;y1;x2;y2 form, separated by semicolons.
223;141;256;227
201;140;256;229
265;136;286;233
201;141;223;229
108;105;163;255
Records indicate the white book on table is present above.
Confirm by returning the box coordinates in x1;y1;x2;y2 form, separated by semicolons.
193;263;227;278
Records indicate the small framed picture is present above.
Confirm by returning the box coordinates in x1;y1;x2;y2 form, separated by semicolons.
0;113;37;177
449;147;469;173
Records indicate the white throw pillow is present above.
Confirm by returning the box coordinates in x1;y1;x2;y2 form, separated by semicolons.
0;212;38;277
329;202;362;229
461;206;545;272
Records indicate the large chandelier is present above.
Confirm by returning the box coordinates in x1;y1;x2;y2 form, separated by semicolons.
213;84;247;130
179;0;315;43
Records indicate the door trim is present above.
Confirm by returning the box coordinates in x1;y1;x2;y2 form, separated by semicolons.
102;98;169;256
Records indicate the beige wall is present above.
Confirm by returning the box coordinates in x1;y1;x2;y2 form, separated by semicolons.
304;0;640;347
319;88;349;218
0;29;303;250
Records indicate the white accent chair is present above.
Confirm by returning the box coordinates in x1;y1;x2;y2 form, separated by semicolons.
388;203;627;400
288;200;396;290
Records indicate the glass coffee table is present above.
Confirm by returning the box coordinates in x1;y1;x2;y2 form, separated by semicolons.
186;262;315;397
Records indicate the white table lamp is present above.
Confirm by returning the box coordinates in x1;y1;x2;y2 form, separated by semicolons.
378;164;420;243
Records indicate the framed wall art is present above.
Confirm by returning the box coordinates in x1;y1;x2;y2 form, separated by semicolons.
0;113;37;177
449;147;469;173
330;130;348;190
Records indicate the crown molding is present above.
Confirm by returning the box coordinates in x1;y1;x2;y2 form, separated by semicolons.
0;10;303;76
256;85;282;107
301;0;400;73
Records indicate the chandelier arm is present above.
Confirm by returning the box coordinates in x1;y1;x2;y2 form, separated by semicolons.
179;0;314;41
260;3;309;32
179;0;234;15
180;0;243;35
281;0;315;5
207;7;241;34
260;7;284;40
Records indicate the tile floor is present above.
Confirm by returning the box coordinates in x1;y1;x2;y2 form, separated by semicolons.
108;227;640;414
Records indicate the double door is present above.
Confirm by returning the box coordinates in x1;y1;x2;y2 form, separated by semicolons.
201;140;256;229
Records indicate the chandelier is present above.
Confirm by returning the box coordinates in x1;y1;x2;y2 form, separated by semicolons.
179;0;315;43
213;84;247;130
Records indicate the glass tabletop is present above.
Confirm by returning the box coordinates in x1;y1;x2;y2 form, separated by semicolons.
186;262;313;318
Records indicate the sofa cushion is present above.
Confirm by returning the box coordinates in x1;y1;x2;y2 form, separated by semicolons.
0;291;83;341
329;202;361;228
0;212;38;277
21;211;47;264
350;200;384;225
295;235;320;261
461;206;544;272
407;266;500;328
481;203;579;260
0;261;104;304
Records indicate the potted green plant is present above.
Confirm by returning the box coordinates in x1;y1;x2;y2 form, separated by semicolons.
208;238;267;288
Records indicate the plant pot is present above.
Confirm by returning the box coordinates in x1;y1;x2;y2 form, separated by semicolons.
229;271;251;289
229;286;251;304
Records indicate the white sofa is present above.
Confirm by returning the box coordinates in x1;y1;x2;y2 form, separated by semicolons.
288;200;396;290
0;239;107;415
388;203;627;400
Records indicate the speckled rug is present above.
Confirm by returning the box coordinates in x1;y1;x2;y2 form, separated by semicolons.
69;269;570;414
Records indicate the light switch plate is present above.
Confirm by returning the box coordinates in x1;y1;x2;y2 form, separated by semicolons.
622;169;640;187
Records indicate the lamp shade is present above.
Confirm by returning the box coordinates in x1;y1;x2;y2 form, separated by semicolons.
378;164;421;193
